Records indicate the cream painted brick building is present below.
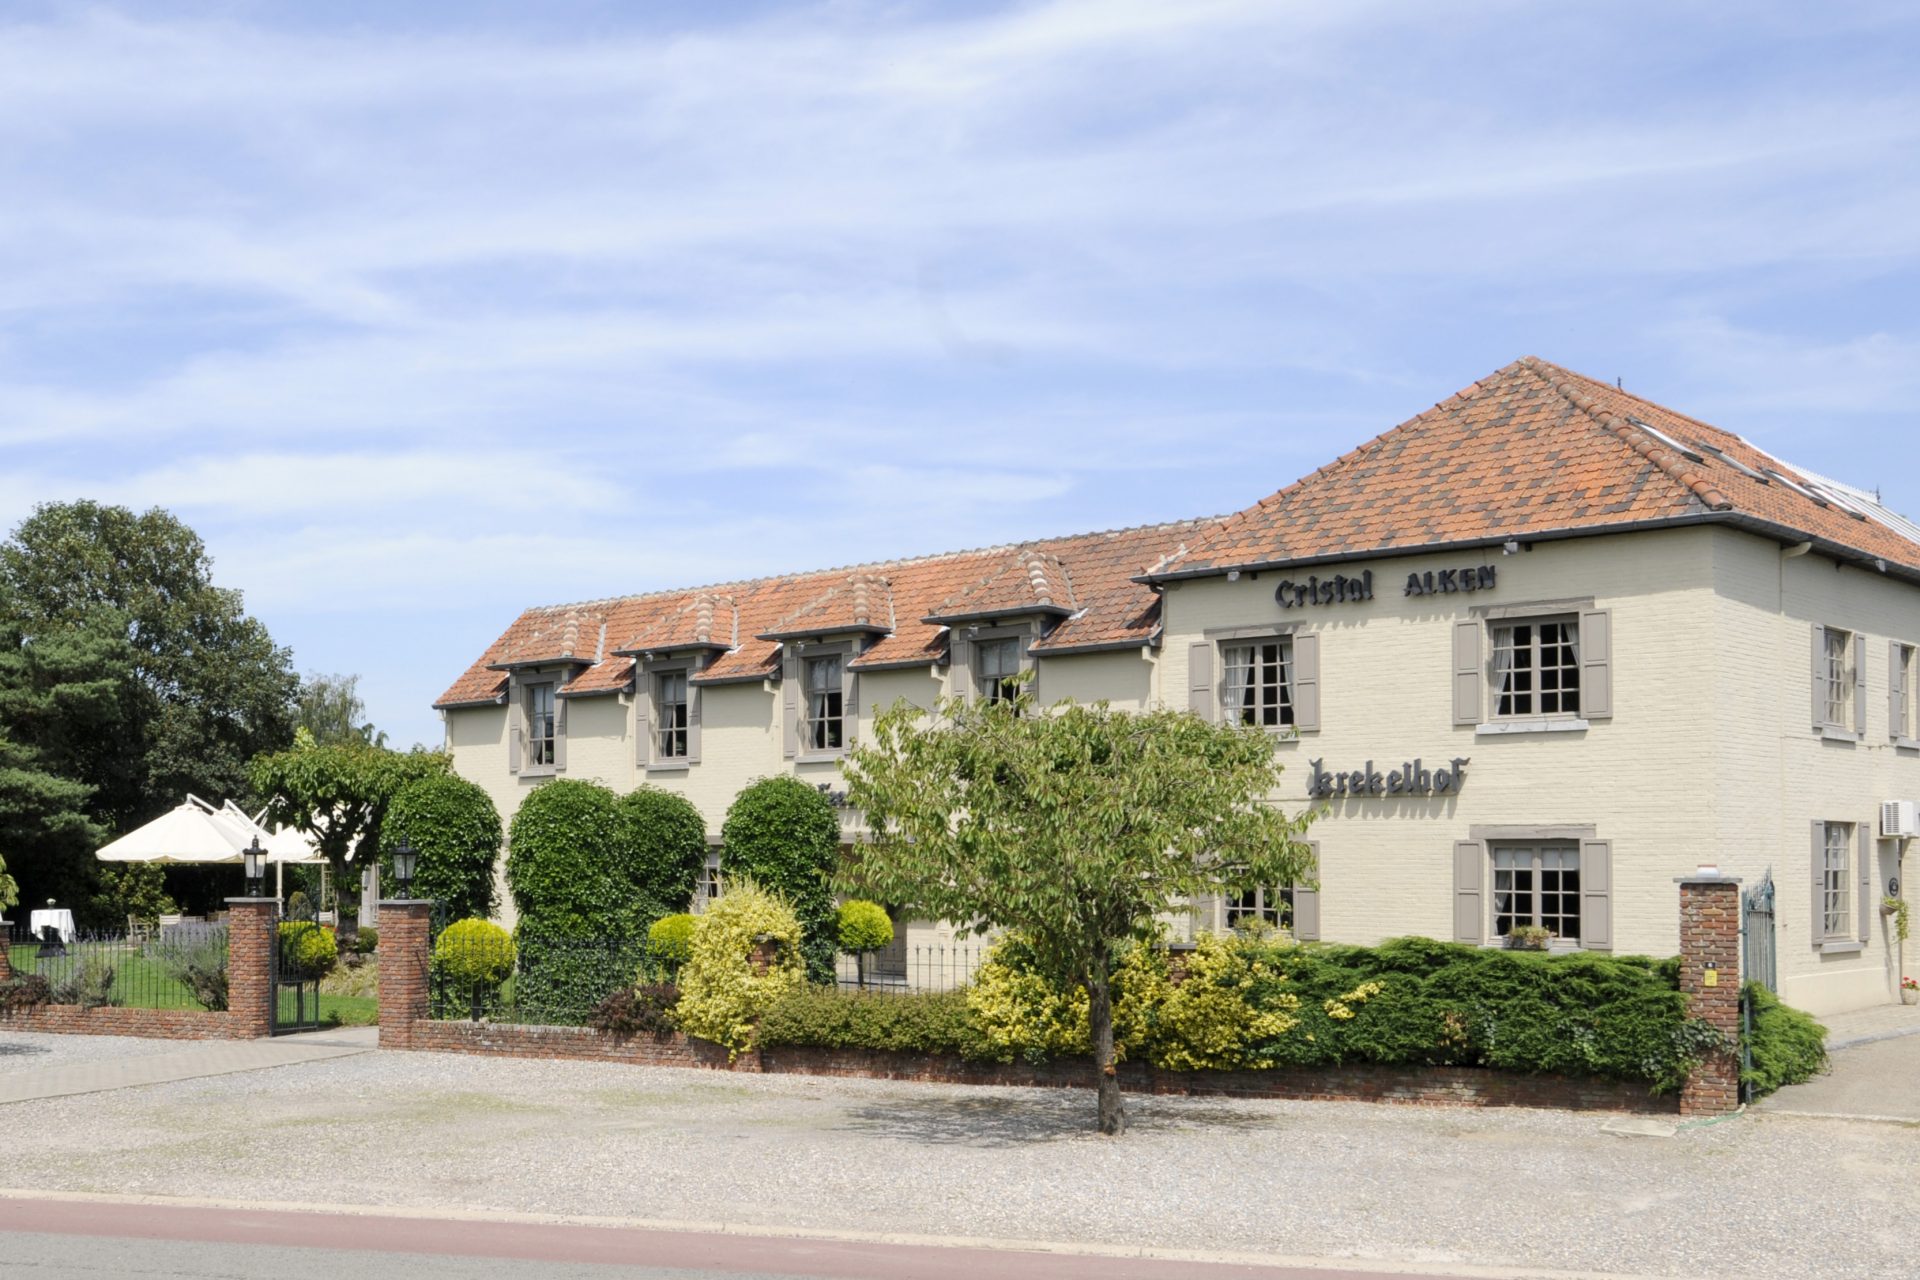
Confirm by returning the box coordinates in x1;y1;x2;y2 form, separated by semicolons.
437;357;1919;1016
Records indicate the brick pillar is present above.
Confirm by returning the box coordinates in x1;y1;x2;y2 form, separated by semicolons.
378;900;432;1050
0;919;13;980
1676;874;1743;1116
225;898;277;1039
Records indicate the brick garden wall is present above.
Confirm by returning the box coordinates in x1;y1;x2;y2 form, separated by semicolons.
0;1003;245;1040
401;1018;1679;1114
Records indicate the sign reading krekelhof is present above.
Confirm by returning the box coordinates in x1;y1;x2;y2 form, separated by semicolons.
1274;563;1497;609
1308;756;1470;799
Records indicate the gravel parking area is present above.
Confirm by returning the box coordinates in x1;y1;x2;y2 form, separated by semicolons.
0;1030;189;1074
2;1039;1914;1279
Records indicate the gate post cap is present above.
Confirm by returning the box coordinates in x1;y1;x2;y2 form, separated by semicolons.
1674;873;1741;885
223;896;280;905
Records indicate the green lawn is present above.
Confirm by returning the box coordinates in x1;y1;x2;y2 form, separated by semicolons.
277;986;378;1027
9;941;378;1026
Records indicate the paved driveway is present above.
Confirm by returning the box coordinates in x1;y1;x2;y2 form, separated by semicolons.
1751;1027;1920;1122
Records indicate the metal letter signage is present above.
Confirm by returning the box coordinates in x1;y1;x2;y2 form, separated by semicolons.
1275;570;1373;609
1308;757;1470;799
1404;565;1497;597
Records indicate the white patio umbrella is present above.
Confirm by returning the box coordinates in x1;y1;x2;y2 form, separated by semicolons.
94;794;325;899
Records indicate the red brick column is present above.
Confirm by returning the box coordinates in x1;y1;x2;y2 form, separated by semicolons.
225;898;277;1039
0;919;13;980
1676;875;1743;1116
378;901;433;1050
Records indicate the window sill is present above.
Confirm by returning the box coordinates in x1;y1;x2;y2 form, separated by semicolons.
795;751;848;764
518;767;558;779
1818;726;1862;744
645;761;693;774
1895;737;1920;753
1475;719;1589;736
1818;940;1865;956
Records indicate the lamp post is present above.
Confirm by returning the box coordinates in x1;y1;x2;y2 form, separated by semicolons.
243;835;266;898
391;839;418;899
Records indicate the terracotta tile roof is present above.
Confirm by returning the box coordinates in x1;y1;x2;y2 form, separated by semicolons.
434;518;1219;708
1151;355;1920;580
759;573;896;640
617;594;738;655
926;549;1078;623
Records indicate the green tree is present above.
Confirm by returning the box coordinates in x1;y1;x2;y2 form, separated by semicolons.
0;609;140;912
248;730;449;940
0;850;18;913
505;778;628;939
381;773;503;921
616;786;709;929
0;501;297;842
842;694;1315;1136
720;777;841;983
296;672;388;747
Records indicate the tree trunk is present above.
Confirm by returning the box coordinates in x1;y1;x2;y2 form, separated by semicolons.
1086;946;1126;1136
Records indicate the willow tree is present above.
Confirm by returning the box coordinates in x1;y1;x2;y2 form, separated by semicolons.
841;693;1315;1136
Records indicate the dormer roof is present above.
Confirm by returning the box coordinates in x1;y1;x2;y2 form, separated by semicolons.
616;594;737;656
758;573;896;641
924;549;1077;625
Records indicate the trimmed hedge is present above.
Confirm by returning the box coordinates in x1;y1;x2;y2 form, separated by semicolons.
506;779;628;940
616;786;709;927
720;777;840;983
759;987;985;1057
384;773;503;921
1742;982;1828;1096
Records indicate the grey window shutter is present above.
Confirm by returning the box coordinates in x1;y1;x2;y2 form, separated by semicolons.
948;631;971;703
1024;622;1040;708
1811;625;1827;729
1292;841;1321;941
782;648;800;758
1854;633;1867;734
552;692;568;772
1578;608;1611;719
686;679;703;764
508;693;523;774
1188;641;1214;720
1810;820;1825;943
1579;838;1611;950
1292;633;1321;732
842;662;859;745
1453;840;1483;943
634;673;652;767
1858;819;1873;944
1891;646;1907;741
1452;621;1482;725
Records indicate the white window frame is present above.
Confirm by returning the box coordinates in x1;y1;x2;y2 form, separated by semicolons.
1489;840;1582;945
525;682;557;772
1821;821;1851;942
803;653;846;752
1822;627;1855;732
975;636;1023;710
656;669;690;761
1222;636;1295;729
1490;615;1581;721
1225;885;1295;931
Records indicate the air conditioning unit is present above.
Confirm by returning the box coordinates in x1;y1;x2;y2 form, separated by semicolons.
1881;800;1919;839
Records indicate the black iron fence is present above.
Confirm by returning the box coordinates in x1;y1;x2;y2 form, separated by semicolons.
833;943;984;994
430;930;675;1027
4;921;230;1012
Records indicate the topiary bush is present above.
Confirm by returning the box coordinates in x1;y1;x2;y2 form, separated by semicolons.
648;913;696;970
506;778;628;940
433;918;516;986
674;879;807;1057
616;786;709;928
276;921;338;981
1742;982;1828;1096
720;777;840;983
383;773;504;922
837;900;893;955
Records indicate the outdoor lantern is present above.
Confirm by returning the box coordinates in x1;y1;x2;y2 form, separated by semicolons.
243;835;266;897
392;838;418;899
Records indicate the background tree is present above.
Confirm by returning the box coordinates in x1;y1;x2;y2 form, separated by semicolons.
0;610;139;913
0;501;298;834
249;730;449;940
842;695;1315;1136
616;786;709;930
297;672;389;747
0;850;18;913
380;773;502;920
719;777;841;983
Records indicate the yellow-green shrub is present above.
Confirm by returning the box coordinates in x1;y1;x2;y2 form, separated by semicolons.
1121;934;1302;1071
432;918;515;987
647;913;696;967
964;936;1092;1064
276;921;338;981
673;881;806;1058
836;900;893;955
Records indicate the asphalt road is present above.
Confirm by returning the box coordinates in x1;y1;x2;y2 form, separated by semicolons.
0;1196;1479;1280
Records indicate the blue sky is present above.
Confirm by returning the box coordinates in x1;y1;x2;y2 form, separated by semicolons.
3;1;1917;750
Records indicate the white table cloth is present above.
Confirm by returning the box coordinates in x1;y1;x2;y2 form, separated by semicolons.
28;908;76;944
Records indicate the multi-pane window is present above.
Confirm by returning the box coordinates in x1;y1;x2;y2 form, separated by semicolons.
1822;822;1851;939
1226;885;1294;931
1491;843;1581;942
1492;618;1580;718
525;683;556;767
804;654;844;750
697;854;723;912
657;671;689;759
1823;628;1854;728
1222;639;1294;727
976;637;1022;709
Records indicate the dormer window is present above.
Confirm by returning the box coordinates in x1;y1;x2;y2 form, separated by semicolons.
657;670;690;759
804;653;845;750
526;683;556;768
976;637;1022;710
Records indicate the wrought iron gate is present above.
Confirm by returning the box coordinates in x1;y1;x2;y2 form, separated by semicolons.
271;911;323;1035
1738;870;1776;1104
